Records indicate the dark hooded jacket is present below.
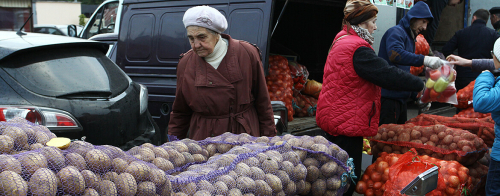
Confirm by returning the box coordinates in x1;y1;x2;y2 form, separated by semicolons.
378;1;433;101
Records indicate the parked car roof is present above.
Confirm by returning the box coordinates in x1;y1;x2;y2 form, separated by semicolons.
0;31;108;61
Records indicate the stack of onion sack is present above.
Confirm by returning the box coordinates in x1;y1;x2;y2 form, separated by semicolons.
455;80;475;109
410;34;430;76
292;94;318;117
0;117;57;154
175;132;353;196
421;62;458;104
288;61;309;92
368;123;488;166
454;107;490;118
302;79;322;99
407;113;495;147
267;55;295;121
467;162;489;196
0;140;172;196
356;150;474;196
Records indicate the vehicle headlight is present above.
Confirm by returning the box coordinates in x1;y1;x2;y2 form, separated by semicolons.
139;84;148;114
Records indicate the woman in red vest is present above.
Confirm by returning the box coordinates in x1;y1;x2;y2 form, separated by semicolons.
316;0;425;194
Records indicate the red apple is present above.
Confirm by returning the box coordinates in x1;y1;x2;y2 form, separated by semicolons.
429;89;439;100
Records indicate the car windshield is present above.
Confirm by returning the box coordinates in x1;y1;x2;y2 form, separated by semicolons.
0;47;129;97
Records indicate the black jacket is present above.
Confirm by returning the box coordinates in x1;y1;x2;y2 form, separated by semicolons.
442;19;500;78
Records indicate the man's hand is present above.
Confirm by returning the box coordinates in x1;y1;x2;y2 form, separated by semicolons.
424;56;443;69
446;54;472;67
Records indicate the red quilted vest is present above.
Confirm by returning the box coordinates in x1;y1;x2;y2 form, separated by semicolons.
316;26;381;137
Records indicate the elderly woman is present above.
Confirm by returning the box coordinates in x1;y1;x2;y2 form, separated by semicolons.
168;6;276;140
315;0;424;194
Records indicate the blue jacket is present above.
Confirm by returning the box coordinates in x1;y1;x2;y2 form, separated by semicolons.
378;1;433;101
442;19;500;78
473;71;500;161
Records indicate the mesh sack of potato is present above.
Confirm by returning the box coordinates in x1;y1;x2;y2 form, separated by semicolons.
369;123;488;166
0;117;56;154
0;140;172;196
407;113;494;134
381;149;473;196
171;132;353;196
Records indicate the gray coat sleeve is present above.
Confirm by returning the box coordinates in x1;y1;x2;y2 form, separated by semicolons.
471;59;495;72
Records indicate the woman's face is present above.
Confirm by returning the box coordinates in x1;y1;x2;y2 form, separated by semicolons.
186;26;219;57
359;16;377;34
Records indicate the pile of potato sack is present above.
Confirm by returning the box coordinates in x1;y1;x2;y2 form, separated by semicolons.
0;118;352;196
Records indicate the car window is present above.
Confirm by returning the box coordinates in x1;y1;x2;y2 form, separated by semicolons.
0;47;129;97
84;2;119;39
47;27;64;35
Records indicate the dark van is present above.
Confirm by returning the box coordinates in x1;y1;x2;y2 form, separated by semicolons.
88;0;346;139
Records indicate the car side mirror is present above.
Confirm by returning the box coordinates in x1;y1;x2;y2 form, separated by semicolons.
67;25;77;37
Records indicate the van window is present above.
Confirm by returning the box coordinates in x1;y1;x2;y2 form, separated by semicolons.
82;2;119;39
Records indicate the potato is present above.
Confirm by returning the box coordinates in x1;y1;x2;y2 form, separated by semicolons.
217;175;236;189
255;136;270;143
214;181;229;195
158;177;173;196
0;154;21;174
138;147;155;162
0;170;27;196
182;152;195;163
83;188;99;196
282;151;301;165
171;141;189;153
228;188;243;196
327;177;341;190
137;181;156;196
81;170;100;189
294;149;307;162
303;158;320;168
3;126;27;148
250;166;266;181
34;131;50;145
321;162;339;178
217;143;233;154
235;162;251;177
205;144;217;157
168;150;186;167
398;132;411;142
442;135;453;145
39;146;66;170
437;132;447;140
19;152;47;176
102;145;127;159
276;170;291;185
306;165;320;182
410;129;422;140
67;140;94;157
179;182;197;195
126;161;151;181
295;180;306;194
188;143;203;154
153;157;174;172
192;154;207;162
255;179;272;195
216;154;237;167
58;166;86;194
153;147;170;159
284;181;297;195
85;149;111;172
46;137;71;150
236;176;256;193
141;143;155;149
98;180;117;196
300;181;312;195
29;168;58;196
265;150;284;162
261;158;279;174
0;135;14;153
311;180;327;195
194;190;211;196
293;164;307;181
265;173;283;193
29;143;44;150
103;171;119;182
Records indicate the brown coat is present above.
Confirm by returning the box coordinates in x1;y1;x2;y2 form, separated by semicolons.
168;34;276;140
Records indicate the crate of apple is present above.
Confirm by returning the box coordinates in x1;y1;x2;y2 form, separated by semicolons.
421;63;458;104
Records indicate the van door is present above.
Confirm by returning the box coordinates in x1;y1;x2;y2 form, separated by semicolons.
80;0;121;39
116;0;273;134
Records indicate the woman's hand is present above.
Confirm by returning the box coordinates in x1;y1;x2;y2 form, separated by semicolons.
446;54;472;67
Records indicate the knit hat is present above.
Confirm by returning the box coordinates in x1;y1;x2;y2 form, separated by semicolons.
494;37;500;61
343;0;378;26
183;6;228;33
